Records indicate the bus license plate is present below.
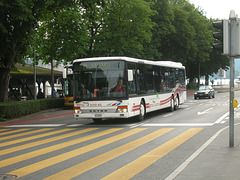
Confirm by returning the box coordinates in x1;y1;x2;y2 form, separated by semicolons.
95;114;102;117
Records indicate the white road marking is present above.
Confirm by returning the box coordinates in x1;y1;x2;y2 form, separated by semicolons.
214;112;229;124
163;113;174;118
197;108;213;115
130;123;146;128
7;124;65;127
142;123;213;127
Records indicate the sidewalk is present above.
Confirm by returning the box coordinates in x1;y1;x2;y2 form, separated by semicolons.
168;112;240;180
0;108;73;127
213;84;240;93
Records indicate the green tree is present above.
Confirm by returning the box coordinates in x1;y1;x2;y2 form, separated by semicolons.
93;0;155;57
0;0;76;102
166;0;220;82
81;0;106;57
183;6;213;82
36;5;89;96
142;0;175;60
0;1;39;102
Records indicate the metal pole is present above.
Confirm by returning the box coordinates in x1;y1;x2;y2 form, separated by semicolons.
229;57;235;147
229;10;237;147
198;62;200;87
34;41;37;100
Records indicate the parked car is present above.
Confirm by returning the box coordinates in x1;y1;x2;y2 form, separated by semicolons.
194;85;215;99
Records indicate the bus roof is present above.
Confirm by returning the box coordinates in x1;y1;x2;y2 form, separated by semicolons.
73;56;185;69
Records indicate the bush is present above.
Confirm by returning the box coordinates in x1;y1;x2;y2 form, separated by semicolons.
0;98;64;120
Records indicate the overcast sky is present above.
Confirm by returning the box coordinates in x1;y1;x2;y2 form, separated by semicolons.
189;0;240;19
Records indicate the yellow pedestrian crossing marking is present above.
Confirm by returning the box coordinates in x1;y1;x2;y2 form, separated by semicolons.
0;128;97;158
0;129;10;132
9;128;145;178
0;128;73;148
0;129;29;137
0;128;52;141
43;128;173;180
102;128;203;180
0;128;120;168
0;127;203;179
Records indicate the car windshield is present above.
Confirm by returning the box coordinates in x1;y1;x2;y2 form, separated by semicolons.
73;60;127;101
199;86;211;90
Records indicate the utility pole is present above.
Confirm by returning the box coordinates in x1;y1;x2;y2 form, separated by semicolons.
229;10;238;147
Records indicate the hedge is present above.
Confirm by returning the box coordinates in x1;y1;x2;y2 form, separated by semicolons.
0;98;64;121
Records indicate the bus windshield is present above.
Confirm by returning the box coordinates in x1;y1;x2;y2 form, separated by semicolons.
73;60;127;101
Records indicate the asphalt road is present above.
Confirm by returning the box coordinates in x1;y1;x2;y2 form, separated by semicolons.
0;91;237;180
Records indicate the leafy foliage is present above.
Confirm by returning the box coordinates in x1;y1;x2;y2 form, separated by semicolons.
93;0;155;57
36;6;89;64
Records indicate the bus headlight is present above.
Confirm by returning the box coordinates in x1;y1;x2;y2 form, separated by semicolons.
74;107;81;114
117;106;128;113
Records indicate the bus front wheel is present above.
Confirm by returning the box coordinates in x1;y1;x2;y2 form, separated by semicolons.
137;100;145;122
168;97;174;112
174;96;179;110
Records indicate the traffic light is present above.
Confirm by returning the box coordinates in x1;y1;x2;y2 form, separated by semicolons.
212;20;229;55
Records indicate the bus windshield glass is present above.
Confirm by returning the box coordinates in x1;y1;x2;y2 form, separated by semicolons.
73;60;127;101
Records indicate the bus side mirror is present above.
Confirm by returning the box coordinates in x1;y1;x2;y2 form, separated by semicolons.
128;70;133;81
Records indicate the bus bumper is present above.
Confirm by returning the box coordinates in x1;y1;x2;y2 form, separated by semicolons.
74;113;131;119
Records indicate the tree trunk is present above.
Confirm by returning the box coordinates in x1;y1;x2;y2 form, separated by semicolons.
51;57;54;98
0;44;16;102
0;67;11;102
205;75;209;85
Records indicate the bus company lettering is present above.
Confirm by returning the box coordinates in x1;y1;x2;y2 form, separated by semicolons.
90;103;102;107
78;102;102;107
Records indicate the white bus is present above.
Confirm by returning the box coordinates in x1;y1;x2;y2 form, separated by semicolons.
73;57;186;123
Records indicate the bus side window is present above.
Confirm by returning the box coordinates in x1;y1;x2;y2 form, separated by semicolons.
128;69;137;95
160;67;166;93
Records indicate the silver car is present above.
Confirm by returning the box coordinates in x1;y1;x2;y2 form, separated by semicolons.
194;85;215;99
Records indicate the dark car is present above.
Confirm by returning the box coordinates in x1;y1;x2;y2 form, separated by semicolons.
194;85;215;99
